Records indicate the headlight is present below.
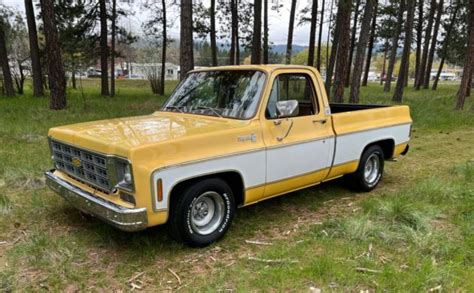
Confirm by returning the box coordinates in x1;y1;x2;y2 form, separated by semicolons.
123;164;132;185
116;160;134;191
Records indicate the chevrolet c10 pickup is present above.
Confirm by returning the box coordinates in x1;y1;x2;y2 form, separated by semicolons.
45;65;411;246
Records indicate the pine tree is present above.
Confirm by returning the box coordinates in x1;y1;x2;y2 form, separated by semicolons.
433;0;460;90
414;0;423;87
416;0;436;90
99;0;109;96
346;0;361;87
455;0;474;110
307;0;318;67
210;0;218;66
316;0;325;70
349;0;376;103
24;0;43;97
0;16;15;96
40;0;66;109
110;0;116;97
180;0;194;78
424;0;444;89
286;0;298;64
263;0;269;64
333;0;352;102
384;0;405;92
251;0;262;64
393;0;415;102
362;0;378;87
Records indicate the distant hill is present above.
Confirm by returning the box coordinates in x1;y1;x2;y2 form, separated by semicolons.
271;44;308;54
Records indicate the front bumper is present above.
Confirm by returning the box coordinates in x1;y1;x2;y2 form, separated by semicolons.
45;170;148;232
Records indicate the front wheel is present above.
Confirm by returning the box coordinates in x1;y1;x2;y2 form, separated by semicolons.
167;178;235;247
347;145;385;192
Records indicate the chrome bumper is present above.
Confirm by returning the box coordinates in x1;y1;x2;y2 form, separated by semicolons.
45;170;148;232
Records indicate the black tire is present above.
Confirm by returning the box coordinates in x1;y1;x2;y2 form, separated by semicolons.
167;178;235;247
347;145;385;192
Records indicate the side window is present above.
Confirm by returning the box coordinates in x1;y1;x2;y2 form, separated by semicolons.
265;74;318;119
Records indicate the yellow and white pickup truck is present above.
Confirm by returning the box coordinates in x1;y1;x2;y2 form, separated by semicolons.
45;65;411;246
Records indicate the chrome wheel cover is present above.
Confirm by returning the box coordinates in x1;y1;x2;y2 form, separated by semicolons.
364;153;381;186
190;191;225;235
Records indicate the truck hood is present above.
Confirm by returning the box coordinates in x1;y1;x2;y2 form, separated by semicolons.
48;112;250;157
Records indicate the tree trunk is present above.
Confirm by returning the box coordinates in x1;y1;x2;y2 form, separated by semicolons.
160;0;167;94
24;0;43;97
180;0;194;79
307;0;318;67
362;0;378;86
40;0;66;109
0;19;15;97
380;46;387;85
286;0;297;64
71;53;76;89
72;69;76;89
316;0;325;70
433;0;460;90
210;0;218;66
325;0;343;93
263;0;269;64
416;0;436;90
424;0;443;89
326;0;335;69
345;0;361;87
349;0;375;103
455;0;474;110
230;0;238;65
251;0;262;64
332;0;352;103
414;0;423;87
393;0;415;102
99;0;109;96
13;60;26;95
384;0;405;92
110;0;116;97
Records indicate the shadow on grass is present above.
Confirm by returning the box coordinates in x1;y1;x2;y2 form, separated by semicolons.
54;177;355;259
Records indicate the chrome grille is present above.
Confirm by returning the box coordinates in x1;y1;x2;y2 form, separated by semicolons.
51;140;111;192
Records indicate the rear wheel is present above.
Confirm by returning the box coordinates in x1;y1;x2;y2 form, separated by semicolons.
167;178;235;247
348;145;385;192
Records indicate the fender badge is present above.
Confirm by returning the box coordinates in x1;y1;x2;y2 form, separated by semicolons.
237;133;257;143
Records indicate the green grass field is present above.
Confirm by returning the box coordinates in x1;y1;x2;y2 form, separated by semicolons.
0;79;473;291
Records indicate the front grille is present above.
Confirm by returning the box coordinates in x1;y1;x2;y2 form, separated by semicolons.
51;140;111;193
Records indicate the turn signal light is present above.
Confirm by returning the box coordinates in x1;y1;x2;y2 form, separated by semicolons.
157;179;163;202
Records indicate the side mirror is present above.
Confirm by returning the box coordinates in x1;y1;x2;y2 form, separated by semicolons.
276;100;299;118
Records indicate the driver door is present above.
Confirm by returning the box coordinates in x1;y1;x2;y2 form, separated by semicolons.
262;70;334;198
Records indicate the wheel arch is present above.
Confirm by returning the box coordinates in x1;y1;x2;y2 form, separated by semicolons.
361;138;395;160
168;170;246;215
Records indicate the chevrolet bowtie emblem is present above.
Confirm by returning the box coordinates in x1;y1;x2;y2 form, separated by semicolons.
72;157;82;168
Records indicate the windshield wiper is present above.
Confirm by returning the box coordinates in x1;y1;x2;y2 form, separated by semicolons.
195;106;223;118
163;105;184;113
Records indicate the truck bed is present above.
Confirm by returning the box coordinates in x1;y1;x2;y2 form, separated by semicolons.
328;104;412;167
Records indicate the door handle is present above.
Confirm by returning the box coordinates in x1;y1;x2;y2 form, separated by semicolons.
313;118;327;124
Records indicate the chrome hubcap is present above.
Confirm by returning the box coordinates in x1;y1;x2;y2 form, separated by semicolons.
190;191;225;235
364;154;380;186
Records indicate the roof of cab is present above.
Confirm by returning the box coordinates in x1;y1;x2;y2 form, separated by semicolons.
189;64;320;74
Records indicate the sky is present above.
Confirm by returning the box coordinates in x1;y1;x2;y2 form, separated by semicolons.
0;0;330;46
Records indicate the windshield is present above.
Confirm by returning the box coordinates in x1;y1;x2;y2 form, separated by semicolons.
162;70;266;119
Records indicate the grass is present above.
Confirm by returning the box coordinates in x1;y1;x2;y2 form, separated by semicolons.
0;79;473;291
